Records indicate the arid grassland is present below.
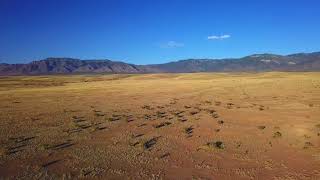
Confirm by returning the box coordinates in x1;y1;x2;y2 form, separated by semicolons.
0;72;320;179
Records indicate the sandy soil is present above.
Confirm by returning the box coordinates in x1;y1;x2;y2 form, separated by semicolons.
0;72;319;179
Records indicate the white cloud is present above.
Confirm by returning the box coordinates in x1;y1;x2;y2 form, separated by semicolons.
208;34;231;40
160;41;184;48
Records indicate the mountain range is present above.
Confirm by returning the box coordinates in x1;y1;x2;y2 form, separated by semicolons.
1;51;320;75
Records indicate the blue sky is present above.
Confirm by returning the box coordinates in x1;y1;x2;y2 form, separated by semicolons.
0;0;320;64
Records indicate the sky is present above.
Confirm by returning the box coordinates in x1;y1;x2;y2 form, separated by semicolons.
0;0;320;64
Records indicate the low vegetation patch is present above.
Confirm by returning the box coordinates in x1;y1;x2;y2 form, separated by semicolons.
303;142;313;149
212;114;219;118
273;131;282;138
184;126;194;135
190;111;199;115
218;120;224;124
107;114;121;121
153;122;171;128
257;125;266;130
206;141;225;149
141;105;153;110
143;137;159;150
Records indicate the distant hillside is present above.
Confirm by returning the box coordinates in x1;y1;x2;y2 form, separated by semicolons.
146;52;320;72
1;52;320;75
0;58;143;75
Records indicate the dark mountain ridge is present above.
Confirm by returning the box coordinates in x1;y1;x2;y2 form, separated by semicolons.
1;51;320;75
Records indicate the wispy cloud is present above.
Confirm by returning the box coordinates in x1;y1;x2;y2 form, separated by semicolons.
207;34;231;40
160;41;184;48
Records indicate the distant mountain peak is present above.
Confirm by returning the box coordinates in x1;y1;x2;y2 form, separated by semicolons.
246;53;283;59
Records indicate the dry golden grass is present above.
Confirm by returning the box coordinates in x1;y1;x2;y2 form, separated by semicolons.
0;72;320;179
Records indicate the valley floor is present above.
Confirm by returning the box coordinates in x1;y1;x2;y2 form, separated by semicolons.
0;72;320;179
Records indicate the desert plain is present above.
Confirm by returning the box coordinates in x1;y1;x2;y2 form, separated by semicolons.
0;72;319;179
